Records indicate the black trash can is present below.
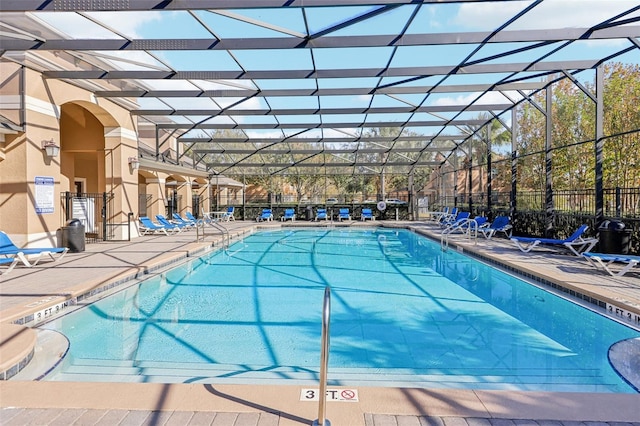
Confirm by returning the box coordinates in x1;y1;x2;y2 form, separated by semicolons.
598;220;631;254
61;218;85;252
306;205;314;221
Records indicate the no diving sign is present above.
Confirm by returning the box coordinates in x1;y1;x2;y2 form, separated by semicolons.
300;388;359;402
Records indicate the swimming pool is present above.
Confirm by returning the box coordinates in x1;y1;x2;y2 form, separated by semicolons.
42;228;640;392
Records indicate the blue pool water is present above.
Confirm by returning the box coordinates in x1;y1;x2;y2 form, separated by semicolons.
44;228;639;392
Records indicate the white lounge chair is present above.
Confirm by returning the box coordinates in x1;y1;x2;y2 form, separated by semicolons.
222;206;235;221
185;212;204;226
442;215;487;236
582;252;640;277
338;208;351;221
257;209;273;222
138;217;170;235
156;215;185;232
281;208;296;221
0;230;69;267
479;216;512;239
173;213;195;229
440;211;470;229
0;256;19;274
361;208;375;221
511;224;598;256
315;208;328;221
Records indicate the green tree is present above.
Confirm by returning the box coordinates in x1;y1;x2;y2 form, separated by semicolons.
601;63;640;188
459;114;511;196
550;78;594;191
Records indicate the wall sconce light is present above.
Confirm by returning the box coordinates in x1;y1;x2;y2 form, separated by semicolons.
41;139;60;158
128;156;140;170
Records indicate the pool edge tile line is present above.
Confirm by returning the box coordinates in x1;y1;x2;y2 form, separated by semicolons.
0;231;250;381
409;225;640;326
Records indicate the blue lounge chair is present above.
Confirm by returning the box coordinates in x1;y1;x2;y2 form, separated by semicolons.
139;216;171;235
338;208;351;221
440;211;470;229
361;208;375;221
438;207;458;225
479;216;512;239
222;206;235;221
156;214;185;232
430;206;451;223
172;213;195;228
0;256;19;274
441;213;479;235
582;252;640;277
185;211;204;226
315;208;328;221
281;208;296;221
0;230;69;267
511;224;598;256
257;209;273;222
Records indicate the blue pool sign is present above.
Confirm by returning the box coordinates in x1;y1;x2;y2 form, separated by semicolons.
35;176;55;214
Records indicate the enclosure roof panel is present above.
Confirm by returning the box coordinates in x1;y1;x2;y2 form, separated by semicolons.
1;0;638;175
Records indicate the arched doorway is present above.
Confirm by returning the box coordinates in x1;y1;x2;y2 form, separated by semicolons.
59;101;138;241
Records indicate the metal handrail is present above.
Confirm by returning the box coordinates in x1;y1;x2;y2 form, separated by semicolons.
440;232;449;252
313;286;331;426
196;219;229;248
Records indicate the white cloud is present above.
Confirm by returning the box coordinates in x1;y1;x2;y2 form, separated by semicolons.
455;0;638;31
244;130;277;138
432;91;521;106
84;11;165;38
217;96;263;110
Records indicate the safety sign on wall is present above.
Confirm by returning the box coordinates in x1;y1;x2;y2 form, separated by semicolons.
35;176;55;214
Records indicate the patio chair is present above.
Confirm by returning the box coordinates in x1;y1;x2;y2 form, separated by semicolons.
222;206;235;221
172;213;195;228
440;211;470;229
0;256;20;274
582;252;640;277
441;213;480;235
257;208;273;222
281;208;296;221
315;208;328;221
361;208;375;221
438;207;458;225
510;224;598;256
156;214;185;232
185;211;204;226
0;230;69;267
479;216;512;239
338;208;351;221
138;216;171;235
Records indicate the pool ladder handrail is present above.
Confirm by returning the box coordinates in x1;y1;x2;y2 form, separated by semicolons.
196;219;230;249
312;286;331;426
440;218;481;251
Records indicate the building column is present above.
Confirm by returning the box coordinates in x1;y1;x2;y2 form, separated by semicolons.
145;177;166;219
176;180;191;215
104;126;139;240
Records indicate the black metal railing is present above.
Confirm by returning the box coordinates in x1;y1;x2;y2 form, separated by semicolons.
430;187;640;253
61;192;114;243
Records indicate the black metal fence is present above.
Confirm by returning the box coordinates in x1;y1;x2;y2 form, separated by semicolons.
432;187;640;254
512;187;640;217
60;192;114;243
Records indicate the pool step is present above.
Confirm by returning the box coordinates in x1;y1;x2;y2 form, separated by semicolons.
47;358;620;392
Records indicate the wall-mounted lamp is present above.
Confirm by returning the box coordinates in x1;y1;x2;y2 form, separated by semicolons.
128;156;140;170
41;139;60;158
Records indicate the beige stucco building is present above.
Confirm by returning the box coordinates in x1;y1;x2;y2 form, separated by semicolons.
0;60;217;248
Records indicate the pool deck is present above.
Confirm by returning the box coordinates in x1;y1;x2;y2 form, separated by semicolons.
1;219;639;425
